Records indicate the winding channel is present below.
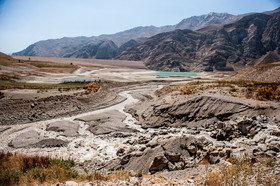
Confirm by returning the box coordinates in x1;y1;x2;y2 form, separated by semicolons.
0;84;163;163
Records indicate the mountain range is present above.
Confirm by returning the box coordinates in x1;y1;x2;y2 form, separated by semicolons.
13;8;280;72
117;8;280;71
13;12;236;59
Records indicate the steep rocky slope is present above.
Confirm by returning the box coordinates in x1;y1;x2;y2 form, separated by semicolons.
63;39;144;59
63;40;119;59
13;12;236;58
117;10;280;72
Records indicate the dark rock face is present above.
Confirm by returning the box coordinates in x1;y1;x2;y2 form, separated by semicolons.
117;12;280;71
63;40;118;59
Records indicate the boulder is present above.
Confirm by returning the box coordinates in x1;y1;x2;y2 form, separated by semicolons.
149;155;169;173
124;145;165;174
237;119;254;135
77;110;138;135
46;120;79;137
33;138;68;148
8;130;42;148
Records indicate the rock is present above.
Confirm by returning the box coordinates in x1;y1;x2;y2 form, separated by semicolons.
237;119;254;135
0;126;11;133
216;122;224;129
79;110;138;135
271;130;280;137
149;155;169;173
46;120;79;137
187;145;197;154
121;154;131;165
8;130;42;148
175;161;185;170
165;153;181;163
124;145;165;174
265;150;277;157
33;138;68;148
117;148;125;156
267;141;280;152
210;151;219;156
168;161;177;171
64;181;79;186
188;179;195;183
224;148;233;157
122;135;213;174
209;155;220;164
140;96;249;128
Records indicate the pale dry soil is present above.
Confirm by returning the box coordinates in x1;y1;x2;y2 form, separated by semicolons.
4;57;278;185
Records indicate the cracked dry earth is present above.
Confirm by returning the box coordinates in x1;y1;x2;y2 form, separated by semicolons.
1;83;280;185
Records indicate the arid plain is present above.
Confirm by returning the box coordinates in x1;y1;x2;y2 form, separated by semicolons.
1;53;280;185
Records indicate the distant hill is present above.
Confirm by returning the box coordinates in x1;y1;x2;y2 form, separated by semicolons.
0;52;14;60
117;8;280;72
13;12;237;58
0;52;16;66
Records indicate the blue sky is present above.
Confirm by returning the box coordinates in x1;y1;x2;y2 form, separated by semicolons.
0;0;279;54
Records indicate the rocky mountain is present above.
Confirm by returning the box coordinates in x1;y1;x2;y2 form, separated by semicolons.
174;12;236;30
13;36;98;57
63;38;145;59
13;12;236;58
117;9;280;72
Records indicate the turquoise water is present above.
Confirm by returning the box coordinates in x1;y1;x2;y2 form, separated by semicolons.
155;71;197;77
64;77;100;82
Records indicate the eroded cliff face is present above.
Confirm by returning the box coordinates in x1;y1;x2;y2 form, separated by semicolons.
128;94;280;129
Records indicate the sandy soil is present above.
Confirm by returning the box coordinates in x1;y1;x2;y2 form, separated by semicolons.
13;56;147;69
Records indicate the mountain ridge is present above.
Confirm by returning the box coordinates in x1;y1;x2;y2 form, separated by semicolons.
13;12;237;58
116;9;280;72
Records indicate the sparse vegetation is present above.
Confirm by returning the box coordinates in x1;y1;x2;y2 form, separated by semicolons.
0;152;136;185
0;80;101;93
205;155;279;186
160;80;280;101
83;82;100;94
0;152;78;185
180;144;187;149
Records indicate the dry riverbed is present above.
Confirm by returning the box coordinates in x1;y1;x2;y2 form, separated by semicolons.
1;57;279;185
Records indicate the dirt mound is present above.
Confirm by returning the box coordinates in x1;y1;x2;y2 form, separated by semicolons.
130;95;280;128
228;62;280;82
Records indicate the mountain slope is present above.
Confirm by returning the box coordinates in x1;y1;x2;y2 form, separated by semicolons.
62;39;145;59
13;12;236;58
175;12;236;30
117;11;280;72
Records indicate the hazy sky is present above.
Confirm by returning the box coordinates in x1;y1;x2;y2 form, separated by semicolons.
0;0;279;54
